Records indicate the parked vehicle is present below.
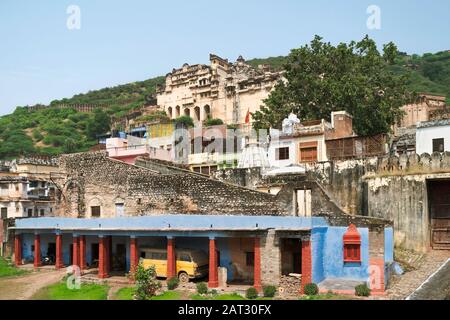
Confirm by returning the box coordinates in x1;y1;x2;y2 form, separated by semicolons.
41;255;55;265
140;248;209;283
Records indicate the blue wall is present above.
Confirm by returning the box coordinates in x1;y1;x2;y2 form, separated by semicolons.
314;226;369;282
384;227;394;263
311;228;326;284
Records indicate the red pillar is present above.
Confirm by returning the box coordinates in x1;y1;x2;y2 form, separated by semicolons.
55;234;64;269
72;236;79;268
34;234;41;268
254;237;262;292
300;239;312;294
79;236;86;272
98;236;108;279
167;238;176;279
130;237;139;273
208;238;219;288
14;234;22;266
106;236;111;274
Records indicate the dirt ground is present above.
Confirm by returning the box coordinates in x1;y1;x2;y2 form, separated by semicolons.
0;269;66;300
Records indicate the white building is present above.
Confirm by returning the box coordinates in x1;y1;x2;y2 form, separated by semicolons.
416;119;450;154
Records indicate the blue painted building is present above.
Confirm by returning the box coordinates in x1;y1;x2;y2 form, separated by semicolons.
11;214;393;295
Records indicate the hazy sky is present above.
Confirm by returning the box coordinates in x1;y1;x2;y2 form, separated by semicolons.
1;0;449;115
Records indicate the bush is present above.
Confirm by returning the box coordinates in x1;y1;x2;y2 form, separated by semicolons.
196;282;208;295
204;118;224;127
167;277;179;290
355;283;371;297
263;285;277;298
245;287;258;300
174;116;194;128
134;263;161;300
303;283;319;296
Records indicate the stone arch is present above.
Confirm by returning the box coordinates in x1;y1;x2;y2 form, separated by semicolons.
167;107;173;119
175;106;181;117
184;108;190;117
62;178;85;217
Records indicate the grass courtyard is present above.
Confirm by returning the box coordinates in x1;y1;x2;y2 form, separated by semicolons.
0;257;28;278
32;281;110;300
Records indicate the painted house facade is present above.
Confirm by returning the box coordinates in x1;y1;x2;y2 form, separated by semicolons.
7;151;393;295
416;119;450;155
11;214;393;295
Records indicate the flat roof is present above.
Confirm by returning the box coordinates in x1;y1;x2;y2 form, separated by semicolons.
13;215;329;232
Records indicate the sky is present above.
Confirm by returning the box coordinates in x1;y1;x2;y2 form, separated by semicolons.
0;0;449;115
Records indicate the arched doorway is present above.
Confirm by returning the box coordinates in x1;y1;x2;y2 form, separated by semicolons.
194;107;201;122
204;105;211;120
167;107;173;119
175;106;181;117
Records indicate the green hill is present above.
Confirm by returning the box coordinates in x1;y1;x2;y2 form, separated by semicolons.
0;51;449;160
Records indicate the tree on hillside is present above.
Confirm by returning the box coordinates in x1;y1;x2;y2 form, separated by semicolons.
86;109;111;140
252;35;411;136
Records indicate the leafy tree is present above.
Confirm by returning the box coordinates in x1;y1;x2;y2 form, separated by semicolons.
252;35;410;136
86;109;111;139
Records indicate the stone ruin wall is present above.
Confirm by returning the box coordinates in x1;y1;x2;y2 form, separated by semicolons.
54;152;288;217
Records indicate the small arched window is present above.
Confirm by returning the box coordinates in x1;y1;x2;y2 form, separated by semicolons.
343;224;361;263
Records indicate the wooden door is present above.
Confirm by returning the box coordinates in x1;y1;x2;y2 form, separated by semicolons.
428;180;450;249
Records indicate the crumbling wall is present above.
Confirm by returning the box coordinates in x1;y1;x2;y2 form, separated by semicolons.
55;152;288;217
366;175;429;252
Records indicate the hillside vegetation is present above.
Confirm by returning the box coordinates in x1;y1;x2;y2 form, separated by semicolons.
0;50;449;160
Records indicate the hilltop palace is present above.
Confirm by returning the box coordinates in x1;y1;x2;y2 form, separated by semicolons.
156;54;283;126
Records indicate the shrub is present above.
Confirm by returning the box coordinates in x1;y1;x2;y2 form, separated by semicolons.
210;289;218;296
204;118;224;127
263;285;277;298
303;283;319;296
246;287;258;300
196;282;208;295
355;283;371;297
174;116;194;128
167;277;179;290
133;263;161;300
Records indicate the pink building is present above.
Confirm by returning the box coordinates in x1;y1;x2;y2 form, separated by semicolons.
106;138;172;164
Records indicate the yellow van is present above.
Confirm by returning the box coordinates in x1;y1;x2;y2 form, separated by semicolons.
139;248;209;283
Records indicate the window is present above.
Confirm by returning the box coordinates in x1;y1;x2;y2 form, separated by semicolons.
343;224;361;263
179;254;191;262
91;206;101;217
29;181;38;188
432;138;444;153
296;189;312;217
299;141;318;162
27;208;33;218
115;203;124;217
275;147;290;160
39;209;45;216
245;252;254;266
1;207;7;219
150;252;167;260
